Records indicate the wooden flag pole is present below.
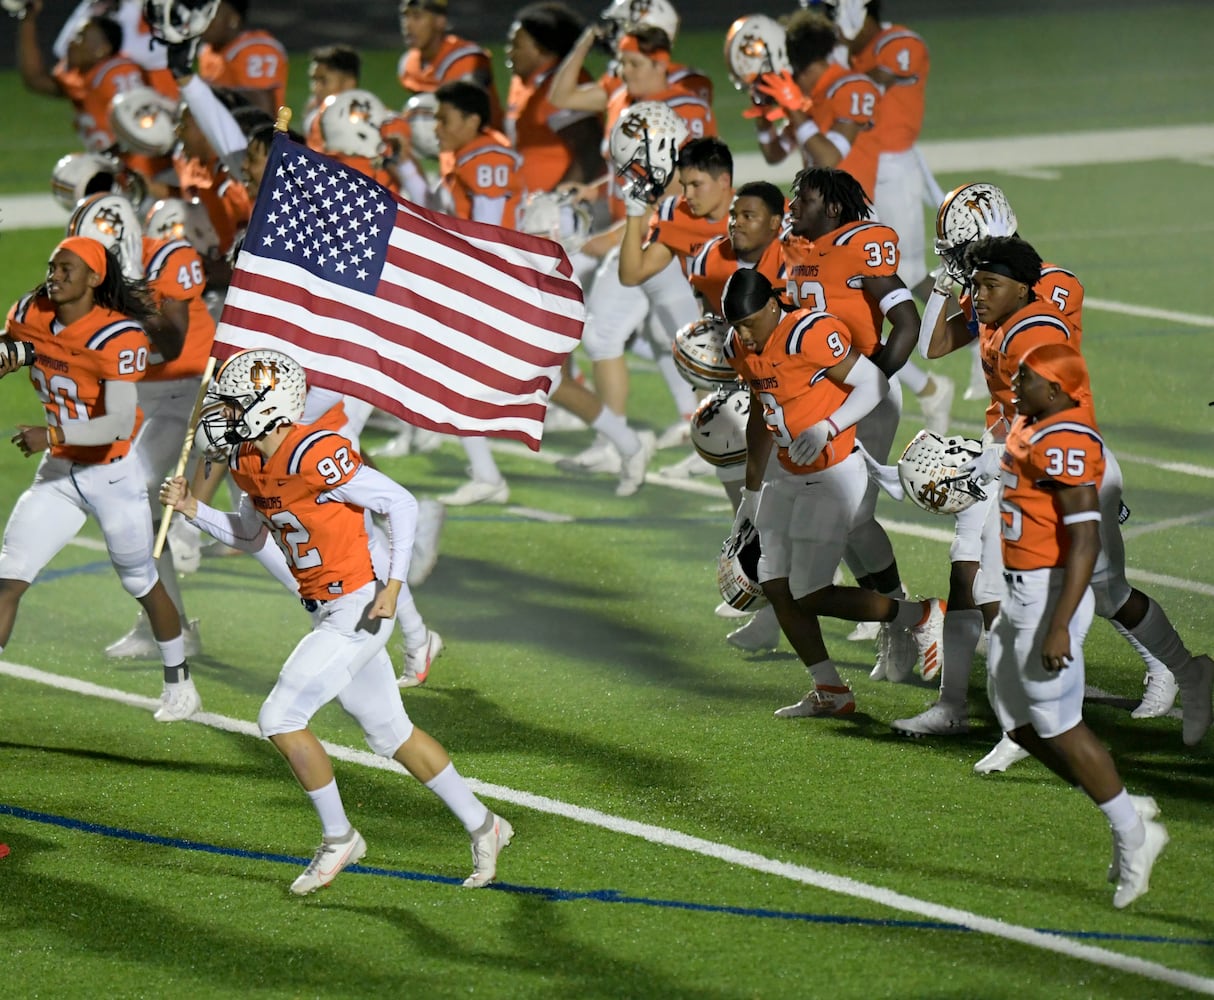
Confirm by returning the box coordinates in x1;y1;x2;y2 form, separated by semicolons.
275;106;292;132
152;355;217;560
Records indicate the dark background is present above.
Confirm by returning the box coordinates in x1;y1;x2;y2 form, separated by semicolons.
5;0;1201;67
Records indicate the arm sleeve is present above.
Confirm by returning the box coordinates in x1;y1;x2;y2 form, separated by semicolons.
179;76;249;174
59;380;138;446
827;354;889;434
326;466;417;584
188;493;270;552
917;289;949;359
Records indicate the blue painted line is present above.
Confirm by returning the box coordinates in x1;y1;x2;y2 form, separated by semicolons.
4;802;1212;948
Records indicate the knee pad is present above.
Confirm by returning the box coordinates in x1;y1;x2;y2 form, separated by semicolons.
1090;571;1132;620
364;716;415;757
116;558;159;600
258;693;309;740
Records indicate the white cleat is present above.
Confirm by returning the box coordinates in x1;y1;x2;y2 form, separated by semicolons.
1175;653;1213;746
399;629;443;689
463;813;513;888
290;828;367;895
891;701;970;737
615;430;656;497
911;599;946;681
774;685;856;719
871;621;917;683
726;605;780;652
847;620;880;643
715;601;750;620
917;375;955;437
657;451;714;478
1113;819;1169;909
1108;796;1160;884
556;436;621;474
438;479;509;506
973;734;1030;774
153;678;202;723
107;616;201;660
1130;670;1178;720
407;500;445;587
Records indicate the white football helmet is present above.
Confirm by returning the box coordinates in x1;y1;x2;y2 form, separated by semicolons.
724;15;789;91
195;349;308;457
609;101;689;204
934;182;1019;282
51;152;123;211
402;92;440;160
516;191;594;255
110;87;178;157
145;197;221;258
691;386;748;468
897;429;987;515
718;520;767;612
142;0;220;44
67;193;144;282
2;0;31;17
815;0;868;41
320;89;388;159
600;0;680;47
673;316;735;390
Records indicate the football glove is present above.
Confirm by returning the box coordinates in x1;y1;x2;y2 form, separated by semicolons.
978;199;1016;238
754;70;812;116
958;446;1001;485
788;420;831;466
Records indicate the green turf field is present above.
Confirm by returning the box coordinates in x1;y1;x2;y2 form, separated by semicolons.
2;5;1213;998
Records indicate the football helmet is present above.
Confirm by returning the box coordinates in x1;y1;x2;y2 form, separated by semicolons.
673;315;735;390
718;520;767;612
66;193;144;282
2;0;31;17
402;92;440;160
142;0;220;44
515;190;594;255
691;386;748;468
724;15;790;91
145;197;221;258
599;0;680;47
934;182;1018;282
897;429;987;515
50;152;122;211
195;349;308;457
609;101;689;204
320;89;388;159
110;87;178;157
814;0;868;41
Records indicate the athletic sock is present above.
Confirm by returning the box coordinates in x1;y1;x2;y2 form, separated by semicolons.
307;778;352;840
425;762;490;833
939;609;984;708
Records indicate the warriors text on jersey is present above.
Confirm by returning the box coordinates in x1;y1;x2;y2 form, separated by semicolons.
1000;406;1105;570
725;308;856;474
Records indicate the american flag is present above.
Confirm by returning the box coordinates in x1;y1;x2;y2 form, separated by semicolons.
212;134;585;450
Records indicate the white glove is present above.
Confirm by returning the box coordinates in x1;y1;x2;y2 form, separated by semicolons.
789;421;832;466
959;446;1001;485
930;265;953;296
731;488;759;534
858;443;904;502
978;200;1016;238
623;188;652;218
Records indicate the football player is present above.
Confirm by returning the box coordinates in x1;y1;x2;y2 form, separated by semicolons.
196;0;288;116
988;342;1166;909
0;237;201;722
160;349;511;893
721;268;943;719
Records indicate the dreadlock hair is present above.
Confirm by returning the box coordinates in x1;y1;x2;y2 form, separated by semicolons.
793;166;872;224
733;180;785;218
784;10;837;76
677;137;732;179
31;247;157;324
964;236;1043;291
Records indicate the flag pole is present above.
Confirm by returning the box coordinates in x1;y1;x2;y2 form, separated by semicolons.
152;356;218;559
275;106;292;132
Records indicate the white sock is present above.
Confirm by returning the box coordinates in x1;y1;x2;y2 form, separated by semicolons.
591;407;640;456
1099;789;1145;851
157;634;186;667
900;360;928;394
424;762;490;833
461;437;502;484
807;658;844;688
939;609;984;708
307;778;352;839
1126;598;1190;671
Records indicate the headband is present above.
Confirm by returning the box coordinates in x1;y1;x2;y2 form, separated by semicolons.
53;236;108;278
617;35;670;63
1021;342;1092;408
968;259;1025;283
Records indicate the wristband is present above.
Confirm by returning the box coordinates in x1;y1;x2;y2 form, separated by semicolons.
826;417;840;438
794;119;820;147
48;425;64;447
756;129;774;144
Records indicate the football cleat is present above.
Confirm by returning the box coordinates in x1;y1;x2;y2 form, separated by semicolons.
153;678;202;722
1130;670;1178;720
463;813;513;888
871;621;916;683
399;629;443;689
726;606;780;652
891;702;969;738
437;478;510;506
774;685;855;719
973;734;1030;774
289;828;367;895
615;429;656;497
1112;819;1169;909
1107;796;1160;885
912;599;946;681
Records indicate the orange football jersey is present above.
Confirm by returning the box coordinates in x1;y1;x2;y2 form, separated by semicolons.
506;64;598;192
141;237;216;381
229;419;375;601
960;260;1085;346
850;25;929;153
53;55;146;152
806;64;881;198
781;220;900;357
398;34;502;128
644;194;730;268
1000;406;1105;570
688;235;785;317
978;301;1076;434
198;30;288;110
172;153;251;256
440;129;525;227
6;294;147;465
725;308;856;474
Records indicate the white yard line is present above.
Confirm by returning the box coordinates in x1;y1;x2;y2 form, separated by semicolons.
1;658;1211;995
